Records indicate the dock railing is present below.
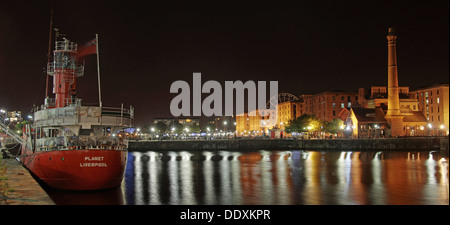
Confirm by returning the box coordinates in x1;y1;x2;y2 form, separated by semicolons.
0;114;24;145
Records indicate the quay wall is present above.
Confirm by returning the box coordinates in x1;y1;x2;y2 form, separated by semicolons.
129;137;449;153
1;159;54;205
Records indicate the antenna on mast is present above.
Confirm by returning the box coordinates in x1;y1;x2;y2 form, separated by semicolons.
54;28;66;41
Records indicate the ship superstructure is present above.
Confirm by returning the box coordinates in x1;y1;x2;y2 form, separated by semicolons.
18;32;133;190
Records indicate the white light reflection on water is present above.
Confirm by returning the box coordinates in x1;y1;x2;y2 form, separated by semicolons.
124;150;449;205
46;150;449;205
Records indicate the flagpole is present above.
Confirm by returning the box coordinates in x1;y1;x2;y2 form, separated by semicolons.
96;33;102;107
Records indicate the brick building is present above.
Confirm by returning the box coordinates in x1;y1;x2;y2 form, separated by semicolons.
410;84;449;135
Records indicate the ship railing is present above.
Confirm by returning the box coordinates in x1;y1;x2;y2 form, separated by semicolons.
36;136;128;151
41;98;81;110
55;40;77;51
47;62;84;77
36;100;134;126
44;97;56;108
102;106;134;118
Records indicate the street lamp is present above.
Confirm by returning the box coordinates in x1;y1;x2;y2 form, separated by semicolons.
440;125;445;136
427;123;433;136
223;121;229;138
150;127;155;140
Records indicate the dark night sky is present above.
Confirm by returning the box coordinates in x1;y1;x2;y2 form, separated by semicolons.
0;0;448;126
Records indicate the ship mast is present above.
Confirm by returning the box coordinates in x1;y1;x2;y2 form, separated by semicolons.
45;9;53;99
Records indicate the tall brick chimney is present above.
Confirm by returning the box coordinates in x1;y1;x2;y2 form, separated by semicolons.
385;27;404;136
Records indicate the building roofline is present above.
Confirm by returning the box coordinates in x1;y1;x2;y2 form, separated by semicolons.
410;83;449;92
301;91;358;96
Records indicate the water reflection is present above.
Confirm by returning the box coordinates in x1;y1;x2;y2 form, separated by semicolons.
48;150;449;205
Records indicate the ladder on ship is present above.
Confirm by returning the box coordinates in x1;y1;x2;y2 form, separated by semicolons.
0;114;25;145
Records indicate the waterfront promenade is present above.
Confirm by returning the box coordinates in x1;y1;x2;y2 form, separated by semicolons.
129;137;449;153
0;158;54;205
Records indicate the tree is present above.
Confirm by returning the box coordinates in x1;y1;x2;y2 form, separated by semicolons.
170;121;184;134
14;121;31;135
285;114;322;133
188;124;201;133
203;123;215;133
323;118;344;134
154;121;168;134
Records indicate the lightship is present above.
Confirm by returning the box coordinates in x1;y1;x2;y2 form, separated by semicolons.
19;30;133;190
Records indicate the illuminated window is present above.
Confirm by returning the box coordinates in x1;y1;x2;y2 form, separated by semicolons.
437;97;440;104
341;103;344;108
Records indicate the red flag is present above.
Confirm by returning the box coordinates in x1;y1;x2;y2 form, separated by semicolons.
77;38;97;59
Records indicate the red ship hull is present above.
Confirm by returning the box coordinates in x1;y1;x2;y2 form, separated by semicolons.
20;148;127;191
